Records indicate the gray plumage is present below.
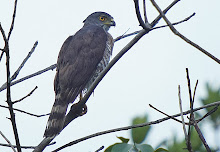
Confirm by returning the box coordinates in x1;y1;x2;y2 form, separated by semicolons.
44;12;115;137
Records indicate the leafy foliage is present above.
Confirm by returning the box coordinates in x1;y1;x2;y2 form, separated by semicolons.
201;83;220;129
132;115;151;144
105;115;167;152
104;83;220;152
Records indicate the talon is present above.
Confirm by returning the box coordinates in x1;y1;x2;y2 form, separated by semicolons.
79;104;87;116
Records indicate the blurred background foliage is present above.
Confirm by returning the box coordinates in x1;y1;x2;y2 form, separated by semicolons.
104;83;220;152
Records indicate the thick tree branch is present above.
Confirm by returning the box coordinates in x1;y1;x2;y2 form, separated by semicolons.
34;1;182;151
0;23;22;152
133;0;151;30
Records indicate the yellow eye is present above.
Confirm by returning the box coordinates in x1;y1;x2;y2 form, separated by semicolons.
99;16;106;21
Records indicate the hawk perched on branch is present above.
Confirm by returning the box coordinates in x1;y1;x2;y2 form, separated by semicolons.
44;12;115;137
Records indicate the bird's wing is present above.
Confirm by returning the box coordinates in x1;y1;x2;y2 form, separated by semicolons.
55;25;108;104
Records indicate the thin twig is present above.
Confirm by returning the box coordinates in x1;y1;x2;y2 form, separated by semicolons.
12;86;38;104
193;117;211;151
143;0;148;23
1;41;38;89
52;100;220;152
0;104;49;117
0;142;56;149
7;0;18;40
0;51;4;62
114;12;195;42
150;0;220;64
0;131;16;152
149;104;188;125
0;64;57;92
185;68;193;152
197;106;218;123
95;146;104;152
178;85;189;149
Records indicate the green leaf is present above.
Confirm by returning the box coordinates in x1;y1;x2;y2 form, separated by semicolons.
135;144;154;152
154;148;169;152
200;83;220;129
117;136;130;143
104;143;121;152
132;115;151;144
111;143;133;152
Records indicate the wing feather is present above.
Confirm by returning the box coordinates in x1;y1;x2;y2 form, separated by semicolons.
55;25;108;104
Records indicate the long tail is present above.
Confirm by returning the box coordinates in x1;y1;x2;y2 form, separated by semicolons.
44;97;68;137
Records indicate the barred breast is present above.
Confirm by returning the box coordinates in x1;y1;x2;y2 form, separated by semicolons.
84;32;114;91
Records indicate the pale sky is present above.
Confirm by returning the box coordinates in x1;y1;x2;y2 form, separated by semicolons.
0;0;220;151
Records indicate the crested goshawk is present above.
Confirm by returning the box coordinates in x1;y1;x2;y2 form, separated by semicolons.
44;12;115;137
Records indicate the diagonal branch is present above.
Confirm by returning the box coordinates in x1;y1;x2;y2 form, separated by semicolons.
33;1;182;151
149;104;189;125
0;104;49;117
0;131;16;152
0;64;57;92
1;41;38;90
150;0;220;64
53;100;220;152
0;142;56;149
12;86;38;104
178;85;190;151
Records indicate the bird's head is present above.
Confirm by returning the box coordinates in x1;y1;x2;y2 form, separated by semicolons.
83;12;116;31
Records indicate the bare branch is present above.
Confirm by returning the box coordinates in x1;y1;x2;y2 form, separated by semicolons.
186;68;194;152
0;104;49;117
0;64;57;92
178;85;189;150
0;131;16;152
114;12;195;42
143;0;148;23
1;41;38;89
7;0;18;40
150;0;220;64
12;86;38;104
95;146;104;152
133;0;151;30
193;116;211;151
0;142;56;149
149;104;188;124
0;22;22;152
197;106;218;123
52;101;220;152
0;51;4;62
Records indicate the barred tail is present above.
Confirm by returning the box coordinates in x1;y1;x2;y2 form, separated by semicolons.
44;96;68;137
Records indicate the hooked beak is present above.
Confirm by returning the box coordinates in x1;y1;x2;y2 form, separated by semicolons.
110;18;116;26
